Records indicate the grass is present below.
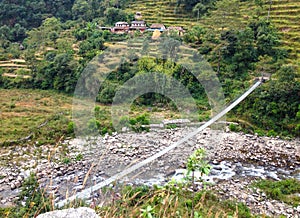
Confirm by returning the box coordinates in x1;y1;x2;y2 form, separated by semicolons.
0;88;202;147
0;174;258;218
95;184;255;218
253;179;300;207
0;89;73;146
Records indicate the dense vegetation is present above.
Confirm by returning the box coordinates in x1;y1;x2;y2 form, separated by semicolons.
253;179;300;207
0;0;299;137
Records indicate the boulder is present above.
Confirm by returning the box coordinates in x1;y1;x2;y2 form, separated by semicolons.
37;207;99;218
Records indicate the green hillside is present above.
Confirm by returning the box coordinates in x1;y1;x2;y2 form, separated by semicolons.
126;0;300;72
265;0;300;65
125;0;199;28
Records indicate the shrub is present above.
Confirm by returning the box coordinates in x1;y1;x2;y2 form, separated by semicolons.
62;157;71;164
253;179;300;206
75;153;83;161
87;118;100;133
15;173;51;217
229;123;238;132
166;124;178;129
67;121;75;134
129;113;150;132
267;129;277;137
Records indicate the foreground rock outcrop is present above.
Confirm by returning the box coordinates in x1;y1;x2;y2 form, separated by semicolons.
36;207;99;218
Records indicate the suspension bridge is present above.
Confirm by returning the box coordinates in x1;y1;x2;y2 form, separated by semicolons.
56;79;263;208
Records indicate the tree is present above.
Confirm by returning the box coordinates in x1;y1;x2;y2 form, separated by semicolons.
255;20;280;58
254;55;276;77
10;23;27;42
231;27;256;76
192;0;218;19
104;7;129;25
159;37;182;61
183;25;206;45
186;148;211;218
72;0;91;21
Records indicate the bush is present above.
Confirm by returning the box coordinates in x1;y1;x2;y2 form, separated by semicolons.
267;129;277;137
229;123;238;132
87;118;100;133
254;179;300;206
67;121;75;134
129;113;150;132
15;173;51;217
166;124;178;129
75;153;83;161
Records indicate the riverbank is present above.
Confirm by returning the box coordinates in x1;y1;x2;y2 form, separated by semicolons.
0;128;299;216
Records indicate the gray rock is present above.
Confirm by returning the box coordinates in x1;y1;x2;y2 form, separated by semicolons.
17;175;23;182
36;207;100;218
10;183;16;190
15;181;21;188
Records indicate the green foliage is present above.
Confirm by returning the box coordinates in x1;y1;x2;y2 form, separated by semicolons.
221;201;252;218
78;30;105;61
187;148;211;176
75;153;83;161
165;124;178;129
0;0;299;140
62;157;71;164
0;0;74;40
141;205;154;218
253;179;300;207
35;53;79;93
104;7;132;26
178;0;217;12
96;184;254;217
67;121;75;134
129;113;150;132
229;123;239;132
16;173;51;217
237;64;300;137
180;17;299;137
87;118;101;133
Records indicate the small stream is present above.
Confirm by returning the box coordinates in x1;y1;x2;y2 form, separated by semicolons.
131;161;300;187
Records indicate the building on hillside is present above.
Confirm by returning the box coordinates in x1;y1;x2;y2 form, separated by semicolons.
166;26;185;36
130;20;147;32
148;23;166;32
111;21;130;34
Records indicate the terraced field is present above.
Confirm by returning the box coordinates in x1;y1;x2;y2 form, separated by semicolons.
263;0;300;67
125;0;199;29
1;0;298;75
0;59;31;78
126;0;299;73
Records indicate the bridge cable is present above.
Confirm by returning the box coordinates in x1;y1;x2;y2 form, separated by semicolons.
56;80;262;208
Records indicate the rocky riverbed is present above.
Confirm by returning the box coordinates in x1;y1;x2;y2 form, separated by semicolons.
0;127;299;217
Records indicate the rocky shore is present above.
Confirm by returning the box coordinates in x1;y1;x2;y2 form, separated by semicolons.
0;127;299;217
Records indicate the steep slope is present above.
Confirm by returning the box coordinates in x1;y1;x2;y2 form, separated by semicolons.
126;0;299;72
264;0;300;65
